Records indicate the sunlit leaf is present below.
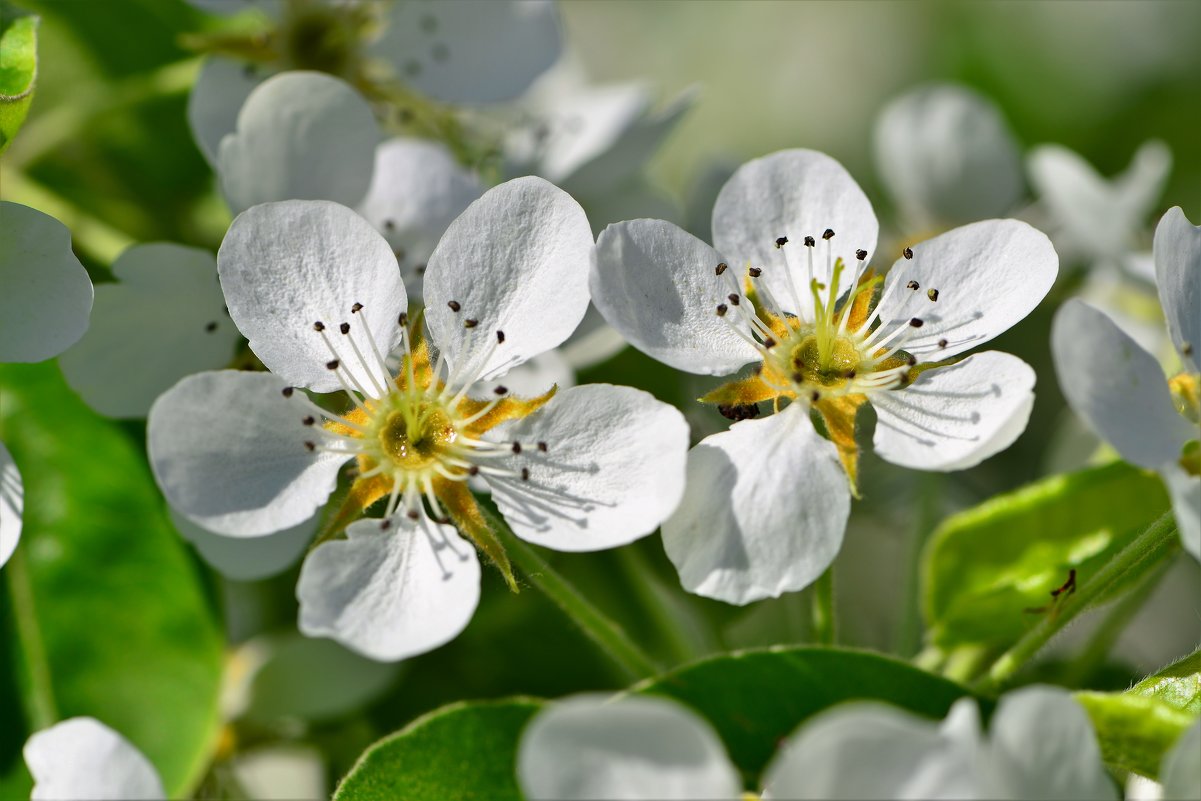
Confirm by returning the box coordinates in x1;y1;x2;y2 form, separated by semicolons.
1076;690;1196;779
0;6;38;154
1130;648;1201;715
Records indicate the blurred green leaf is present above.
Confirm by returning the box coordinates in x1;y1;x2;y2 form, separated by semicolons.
0;362;223;797
1076;690;1196;779
334;698;540;801
923;462;1169;652
1131;648;1201;715
0;7;38;154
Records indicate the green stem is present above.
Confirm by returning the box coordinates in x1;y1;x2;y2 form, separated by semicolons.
896;474;942;656
484;509;662;681
976;511;1179;694
6;547;58;730
811;566;836;645
616;546;698;665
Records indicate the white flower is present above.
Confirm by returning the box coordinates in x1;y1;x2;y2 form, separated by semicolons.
24;717;164;800
592;149;1057;604
516;687;1116;800
147;178;689;661
1052;206;1201;560
0;442;21;569
874;83;1023;233
1161;719;1201;801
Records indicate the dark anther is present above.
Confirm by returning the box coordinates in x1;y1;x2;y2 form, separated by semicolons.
407;509;420;520
464;318;479;328
715;262;728;275
447;300;461;312
1184;343;1195;356
494;385;508;396
903;247;913;259
728;293;741;306
281;387;295;398
938;338;948;349
763;337;777;349
907;280;920;290
1050;569;1077;598
302;416;315;426
313;321;326;332
775;236;789;248
205;321;218;333
521;467;530;481
415;265;426;275
511;442;522;454
907;355;917;366
468;465;480;476
352;302;364;313
718;403;760;421
803;236;816;247
496;330;506;344
399;312;409;327
383;219;396;232
856;249;868;260
537;441;548;452
435;515;452;525
909;318;924;328
822;228;835;240
845;369;856;379
380;519;393;530
339;322;351;335
749;267;762;277
326;359;340;370
811;390;822;402
927;288;939;302
791;372;805;384
716;304;728;316
304;441;316;452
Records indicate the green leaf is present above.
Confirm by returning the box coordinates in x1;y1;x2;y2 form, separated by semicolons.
635;646;979;781
923;462;1169;652
333;698;541;801
0;363;224;797
1076;690;1196;779
1130;649;1201;715
0;6;38;154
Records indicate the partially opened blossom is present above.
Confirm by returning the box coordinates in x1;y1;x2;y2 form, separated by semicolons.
593;149;1056;603
148;178;689;660
24;717;165;800
1052;206;1200;559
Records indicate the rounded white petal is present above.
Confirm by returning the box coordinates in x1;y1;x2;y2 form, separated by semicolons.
59;243;239;418
1162;462;1200;562
423;177;593;381
984;686;1117;800
373;0;561;104
0;202;93;363
147;370;345;536
763;700;980;800
593;219;758;375
186;56;268;165
296;514;481;662
517;694;741;801
218;200;406;393
872;351;1036;472
217;71;379;214
1162;720;1201;801
711;149;878;316
1052;300;1190;469
0;442;21;569
874;219;1058;361
1152;206;1201;372
357;138;484;300
874;83;1022;230
171;507;315;581
485;384;688;552
662;405;850;605
24;717;164;800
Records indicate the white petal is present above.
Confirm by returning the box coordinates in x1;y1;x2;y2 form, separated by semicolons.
1161;720;1201;801
59;243;239;418
763;701;980;800
171;507;315;581
1161;463;1200;562
0;202;93;363
484;384;688;552
1152;206;1201;372
296;514;481;662
25;717;164;800
423;177;593;381
357;138;484;300
0;442;21;569
186;56;267;166
711;149;878;316
873;219;1058;361
872;351;1036;472
661;405;850;605
217;71;379;214
147;370;345;536
373;0;561;104
517;694;741;801
218;200;406;394
592;218;758;375
1052;300;1190;468
874;83;1022;230
984;686;1117;800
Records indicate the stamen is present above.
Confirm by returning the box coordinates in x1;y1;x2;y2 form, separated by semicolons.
927;288;939;302
903;247;913;259
447;300;461;312
715;262;728;276
775;236;788;248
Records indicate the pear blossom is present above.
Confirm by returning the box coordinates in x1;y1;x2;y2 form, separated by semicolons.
516;686;1115;800
23;717;165;800
147;177;689;660
592;149;1057;604
1052;206;1201;560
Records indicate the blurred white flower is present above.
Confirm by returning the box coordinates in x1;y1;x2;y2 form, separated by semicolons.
593;149;1056;604
1160;719;1201;801
24;717;165;800
147;179;689;661
1052;206;1201;560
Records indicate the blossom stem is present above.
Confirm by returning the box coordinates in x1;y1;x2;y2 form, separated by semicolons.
616;546;701;665
896;474;943;656
976;511;1179;694
5;547;59;731
483;507;662;680
811;565;836;645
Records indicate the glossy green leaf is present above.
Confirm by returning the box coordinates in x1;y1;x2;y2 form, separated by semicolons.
334;698;541;801
923;462;1169;651
1130;649;1201;715
0;363;223;796
1076;690;1196;779
0;7;38;154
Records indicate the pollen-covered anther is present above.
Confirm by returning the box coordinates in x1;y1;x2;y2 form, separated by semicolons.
804;236;816;247
763;337;776;349
511;442;522;454
351;302;363;313
339;322;351;335
496;330;506;344
464;318;479;328
775;236;789;248
326;359;340;370
822;228;835;240
903;247;914;259
302;415;316;426
494;385;508;396
909;318;924;328
537;441;548;452
907;280;920;291
856;249;868;260
715;262;728;276
521;467;530;481
398;312;409;327
447;300;461;312
716;303;728;317
927;288;940;302
749;267;762;277
313;321;326;332
728;293;741;306
281;386;295;398
938;338;948;348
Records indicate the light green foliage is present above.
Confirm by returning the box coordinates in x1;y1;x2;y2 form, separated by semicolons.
923;462;1169;651
1131;648;1201;715
0;363;224;797
1076;691;1196;779
0;5;37;154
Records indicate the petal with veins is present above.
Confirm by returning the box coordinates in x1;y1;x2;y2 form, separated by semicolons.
171;507;315;581
1152;206;1201;372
